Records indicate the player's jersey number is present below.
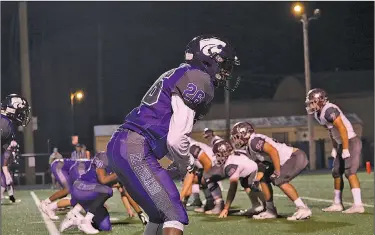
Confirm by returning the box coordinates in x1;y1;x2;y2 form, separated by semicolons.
141;68;176;106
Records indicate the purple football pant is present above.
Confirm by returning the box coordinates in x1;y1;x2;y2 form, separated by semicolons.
51;161;70;189
71;180;113;231
107;129;188;225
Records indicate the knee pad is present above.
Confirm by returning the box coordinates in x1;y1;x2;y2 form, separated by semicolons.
163;221;184;231
96;215;112;231
344;168;356;179
332;168;342;178
93;207;111;231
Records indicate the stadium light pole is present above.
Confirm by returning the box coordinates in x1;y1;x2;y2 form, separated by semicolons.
225;80;231;141
19;1;36;185
70;90;84;135
293;3;321;170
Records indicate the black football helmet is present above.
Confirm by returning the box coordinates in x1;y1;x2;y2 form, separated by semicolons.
185;35;240;90
305;88;328;114
230;122;255;149
212;140;234;166
1;94;31;127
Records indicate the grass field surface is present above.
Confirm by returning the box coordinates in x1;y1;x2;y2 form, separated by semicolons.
2;172;374;235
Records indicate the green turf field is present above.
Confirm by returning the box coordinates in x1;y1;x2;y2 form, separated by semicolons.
2;172;374;235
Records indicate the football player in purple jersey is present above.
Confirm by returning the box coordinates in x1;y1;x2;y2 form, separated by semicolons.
107;35;240;235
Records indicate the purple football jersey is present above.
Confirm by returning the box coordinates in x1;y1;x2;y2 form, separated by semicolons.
80;152;112;183
121;64;214;159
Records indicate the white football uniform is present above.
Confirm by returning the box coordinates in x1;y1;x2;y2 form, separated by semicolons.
189;139;216;169
314;102;357;144
224;152;258;181
247;133;294;166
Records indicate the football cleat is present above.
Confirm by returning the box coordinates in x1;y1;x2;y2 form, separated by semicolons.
9;195;16;203
78;219;99;234
240;204;265;216
253;208;278;220
205;200;224;215
322;203;344;212
342;205;365;214
287;207;312;221
195;199;215;213
187;198;203;207
60;211;83;232
40;201;59;220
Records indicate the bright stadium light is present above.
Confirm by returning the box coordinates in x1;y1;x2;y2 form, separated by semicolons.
293;4;303;14
70;90;84;135
75;91;84;101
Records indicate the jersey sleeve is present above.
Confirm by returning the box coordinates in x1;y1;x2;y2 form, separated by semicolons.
172;70;214;111
94;152;108;169
167;95;195;162
189;144;203;159
249;137;266;153
224;164;240;180
324;107;340;123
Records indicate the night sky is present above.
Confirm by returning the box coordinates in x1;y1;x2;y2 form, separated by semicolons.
1;1;374;153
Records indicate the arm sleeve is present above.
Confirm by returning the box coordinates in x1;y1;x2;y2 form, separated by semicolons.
249;137;266;153
324;107;341;123
172;70;213;111
224;164;240;180
189;144;203;159
167;95;196;162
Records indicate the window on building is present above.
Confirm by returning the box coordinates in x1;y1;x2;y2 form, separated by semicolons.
272;132;289;143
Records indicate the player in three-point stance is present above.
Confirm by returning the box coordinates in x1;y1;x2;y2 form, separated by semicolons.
231;122;312;221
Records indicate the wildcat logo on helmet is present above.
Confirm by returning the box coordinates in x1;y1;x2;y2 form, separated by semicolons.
10;97;26;109
199;38;227;56
218;144;227;152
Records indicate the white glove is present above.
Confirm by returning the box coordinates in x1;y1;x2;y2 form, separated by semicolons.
7;140;18;150
342;149;350;159
331;148;337;158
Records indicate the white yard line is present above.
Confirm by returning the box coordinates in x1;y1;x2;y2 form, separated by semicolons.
30;191;60;235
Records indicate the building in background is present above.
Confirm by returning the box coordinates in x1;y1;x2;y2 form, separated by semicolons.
94;70;373;168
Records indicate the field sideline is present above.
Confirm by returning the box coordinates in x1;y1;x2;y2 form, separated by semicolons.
2;172;374;235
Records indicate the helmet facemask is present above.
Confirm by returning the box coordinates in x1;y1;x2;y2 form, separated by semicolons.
212;53;241;92
305;96;327;114
18;106;31;127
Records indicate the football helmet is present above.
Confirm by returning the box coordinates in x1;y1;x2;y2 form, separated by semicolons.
230;122;255;149
212;140;234;166
185;35;240;89
1;94;31;127
305;88;328;114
